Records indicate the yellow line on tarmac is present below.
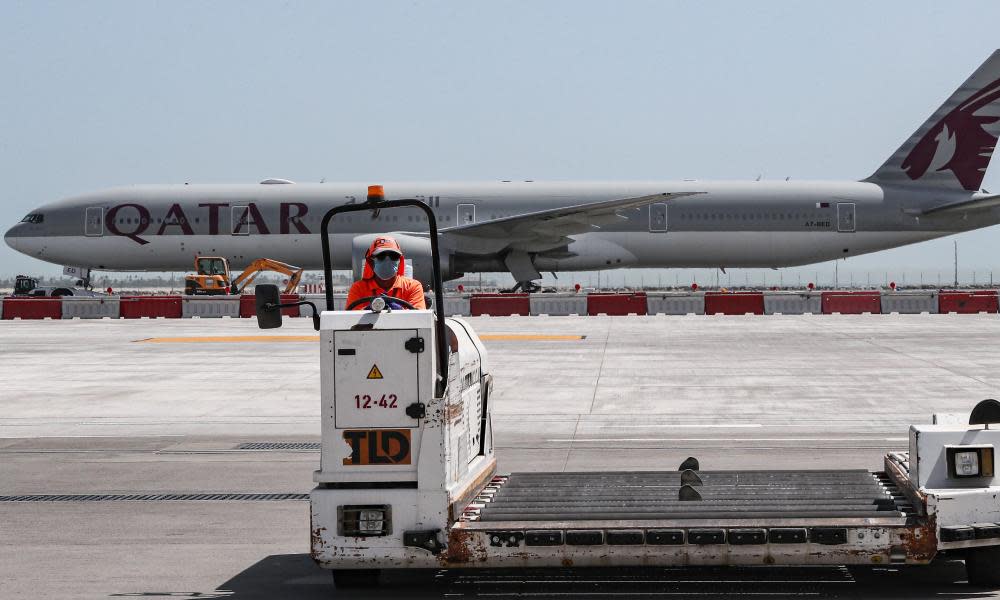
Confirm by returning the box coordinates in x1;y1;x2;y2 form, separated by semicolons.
137;334;584;343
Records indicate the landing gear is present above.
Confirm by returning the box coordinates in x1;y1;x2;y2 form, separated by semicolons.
505;280;542;293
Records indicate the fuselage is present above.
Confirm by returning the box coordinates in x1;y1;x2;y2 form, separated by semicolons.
4;180;995;275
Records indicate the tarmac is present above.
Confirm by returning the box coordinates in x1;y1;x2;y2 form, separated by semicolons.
2;314;1000;599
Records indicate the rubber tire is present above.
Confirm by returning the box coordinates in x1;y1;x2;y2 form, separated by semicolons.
966;546;1000;586
332;569;381;589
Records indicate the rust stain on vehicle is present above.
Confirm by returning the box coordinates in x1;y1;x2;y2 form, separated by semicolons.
310;525;329;564
900;518;938;563
446;528;487;564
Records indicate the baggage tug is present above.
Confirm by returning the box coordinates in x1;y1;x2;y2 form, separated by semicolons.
254;189;1000;588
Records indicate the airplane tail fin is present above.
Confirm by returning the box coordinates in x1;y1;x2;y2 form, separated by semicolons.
865;50;1000;192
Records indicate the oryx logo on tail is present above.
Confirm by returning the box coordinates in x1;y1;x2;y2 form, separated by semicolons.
867;50;1000;192
902;76;1000;191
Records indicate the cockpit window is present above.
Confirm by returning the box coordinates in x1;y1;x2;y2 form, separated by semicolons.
20;214;44;224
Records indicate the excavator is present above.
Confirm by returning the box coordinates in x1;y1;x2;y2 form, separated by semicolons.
183;256;304;296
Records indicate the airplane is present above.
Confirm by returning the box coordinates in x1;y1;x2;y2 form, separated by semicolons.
7;50;1000;292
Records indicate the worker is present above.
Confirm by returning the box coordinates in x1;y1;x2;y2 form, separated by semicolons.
347;236;426;310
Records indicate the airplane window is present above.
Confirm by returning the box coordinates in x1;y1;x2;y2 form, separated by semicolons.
20;214;44;224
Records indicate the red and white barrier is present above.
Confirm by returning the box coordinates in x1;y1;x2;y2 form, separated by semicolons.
880;291;938;314
61;297;120;319
587;293;647;316
529;293;587;316
2;297;62;320
470;294;530;316
821;291;881;314
239;294;301;318
938;290;999;314
646;293;704;315
120;296;183;319
4;289;1000;320
763;292;821;315
704;292;765;315
182;295;241;318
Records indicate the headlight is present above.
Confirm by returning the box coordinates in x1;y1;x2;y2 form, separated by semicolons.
358;510;386;534
946;446;995;479
955;451;980;476
338;504;391;537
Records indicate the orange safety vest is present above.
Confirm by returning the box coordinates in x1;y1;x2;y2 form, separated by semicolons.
347;237;426;310
347;276;426;310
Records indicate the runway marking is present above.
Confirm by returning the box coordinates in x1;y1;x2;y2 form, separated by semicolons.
137;335;318;343
136;334;584;343
480;334;585;341
585;424;764;429
547;437;909;443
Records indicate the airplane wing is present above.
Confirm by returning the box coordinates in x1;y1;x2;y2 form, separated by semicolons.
921;193;1000;215
438;191;703;254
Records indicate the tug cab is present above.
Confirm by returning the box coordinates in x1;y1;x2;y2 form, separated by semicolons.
254;187;1000;588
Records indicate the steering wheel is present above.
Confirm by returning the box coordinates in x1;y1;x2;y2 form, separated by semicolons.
347;294;416;311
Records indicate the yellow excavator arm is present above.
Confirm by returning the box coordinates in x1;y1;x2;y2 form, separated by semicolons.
229;259;304;295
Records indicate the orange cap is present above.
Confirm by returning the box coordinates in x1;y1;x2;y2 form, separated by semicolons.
367;185;385;200
368;236;403;257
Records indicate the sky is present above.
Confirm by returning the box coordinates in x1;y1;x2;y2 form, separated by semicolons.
3;1;1000;287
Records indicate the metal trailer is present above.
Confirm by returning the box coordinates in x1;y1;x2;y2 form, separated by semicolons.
252;190;1000;589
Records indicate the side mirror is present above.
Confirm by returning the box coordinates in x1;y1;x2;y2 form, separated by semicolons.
255;284;283;329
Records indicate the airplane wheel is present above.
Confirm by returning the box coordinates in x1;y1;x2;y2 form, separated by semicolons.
966;546;1000;586
332;568;381;588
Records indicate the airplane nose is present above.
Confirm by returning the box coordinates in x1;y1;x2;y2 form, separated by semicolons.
4;225;18;251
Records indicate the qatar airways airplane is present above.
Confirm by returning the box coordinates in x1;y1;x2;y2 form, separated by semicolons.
6;51;1000;290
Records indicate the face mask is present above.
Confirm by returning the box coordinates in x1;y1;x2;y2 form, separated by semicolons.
372;255;400;280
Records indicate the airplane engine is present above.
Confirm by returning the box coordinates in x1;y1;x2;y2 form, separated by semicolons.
351;233;462;286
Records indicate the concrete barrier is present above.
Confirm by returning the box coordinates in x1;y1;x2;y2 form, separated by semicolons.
61;297;121;319
587;293;647;316
704;292;765;315
298;293;346;316
2;297;62;319
529;293;587;316
442;294;471;317
939;290;999;314
763;292;821;315
646;293;705;315
880;291;938;314
239;294;301;318
182;295;241;318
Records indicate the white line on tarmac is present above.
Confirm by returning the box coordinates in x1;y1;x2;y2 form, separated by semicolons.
547;437;909;443
581;424;764;429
